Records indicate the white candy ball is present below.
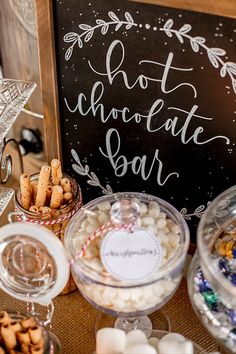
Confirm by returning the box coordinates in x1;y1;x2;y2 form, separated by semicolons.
130;288;143;302
96;328;126;354
124;344;157;354
126;330;148;346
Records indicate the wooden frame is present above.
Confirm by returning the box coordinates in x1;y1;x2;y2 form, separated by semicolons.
36;0;236;163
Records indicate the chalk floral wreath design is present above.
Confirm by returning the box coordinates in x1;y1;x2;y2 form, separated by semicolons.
65;12;236;219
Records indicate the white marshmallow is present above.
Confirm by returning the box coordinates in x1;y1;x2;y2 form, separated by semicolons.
98;212;110;225
98;201;111;211
89;258;104;272
124;344;157;354
158;339;193;354
126;330;148;346
83;245;99;259
148;337;159;348
118;289;131;301
96;328;126;354
153;283;165;298
142;216;155;226
130;288;143;301
156;218;167;229
160;332;186;342
140;203;148;214
86;223;99;234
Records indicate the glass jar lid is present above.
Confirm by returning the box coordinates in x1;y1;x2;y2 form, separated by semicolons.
0;222;69;305
197;186;236;308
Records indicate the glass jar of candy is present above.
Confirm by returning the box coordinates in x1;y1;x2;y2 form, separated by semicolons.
14;172;82;294
188;186;236;353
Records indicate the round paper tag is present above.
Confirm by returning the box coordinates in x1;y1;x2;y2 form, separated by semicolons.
100;228;162;282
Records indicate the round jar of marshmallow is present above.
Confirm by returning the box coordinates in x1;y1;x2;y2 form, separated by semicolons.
65;192;190;317
188;186;236;353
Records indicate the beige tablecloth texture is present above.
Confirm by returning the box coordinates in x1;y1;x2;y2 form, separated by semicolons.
0;150;221;354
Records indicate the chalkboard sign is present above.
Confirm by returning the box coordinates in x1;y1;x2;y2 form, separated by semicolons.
36;0;236;243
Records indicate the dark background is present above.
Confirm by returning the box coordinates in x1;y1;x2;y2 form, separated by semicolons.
53;0;236;243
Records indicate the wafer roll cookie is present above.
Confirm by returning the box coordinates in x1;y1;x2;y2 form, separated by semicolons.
50;185;63;209
29;206;39;213
63;192;73;203
35;166;51;208
60;178;71;192
41;206;51;214
28;326;42;345
20;174;31;210
21;343;30;354
0;311;11;324
1;324;17;349
51;159;62;185
46;186;53;205
16;330;30;345
30;345;44;354
30;181;38;205
21;318;37;329
10;321;22;332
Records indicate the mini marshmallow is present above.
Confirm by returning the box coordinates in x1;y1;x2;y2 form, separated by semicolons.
156;218;167;229
142;216;155;226
124;344;157;354
126;330;148;346
139;203;148;214
98;201;111;211
96;328;126;354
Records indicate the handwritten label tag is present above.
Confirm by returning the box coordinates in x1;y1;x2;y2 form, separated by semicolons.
101;228;162;282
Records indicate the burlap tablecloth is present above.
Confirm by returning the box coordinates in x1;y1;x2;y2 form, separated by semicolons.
0;280;219;354
0;151;221;354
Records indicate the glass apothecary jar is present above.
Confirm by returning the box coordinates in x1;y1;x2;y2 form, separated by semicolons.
188;186;236;353
64;192;190;333
0;222;70;353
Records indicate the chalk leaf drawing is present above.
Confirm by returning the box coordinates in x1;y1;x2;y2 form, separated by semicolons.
64;11;137;60
161;19;236;94
180;202;211;220
71;149;113;195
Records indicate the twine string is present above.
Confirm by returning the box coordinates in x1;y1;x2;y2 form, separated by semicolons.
70;220;136;266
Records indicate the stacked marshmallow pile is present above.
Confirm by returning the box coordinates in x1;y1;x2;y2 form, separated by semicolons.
96;328;194;354
72;199;182;313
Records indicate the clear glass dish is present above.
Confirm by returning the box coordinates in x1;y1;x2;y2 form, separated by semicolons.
188;185;236;353
0;79;36;143
65;192;190;333
1;311;61;353
0;187;13;217
93;329;206;354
